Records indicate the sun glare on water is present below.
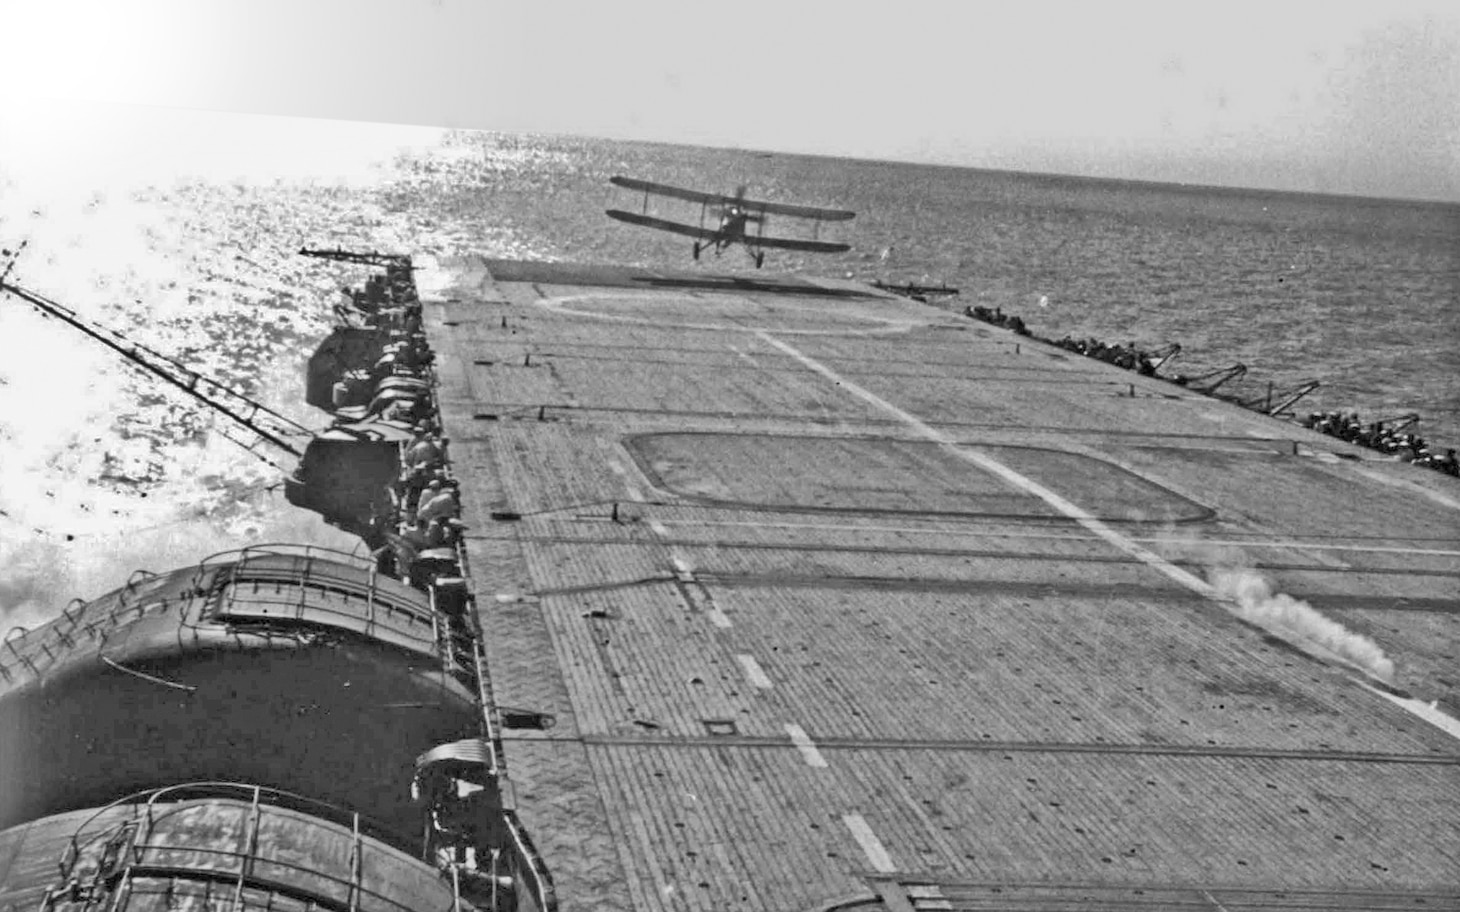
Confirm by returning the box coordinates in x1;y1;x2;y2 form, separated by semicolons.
0;102;451;628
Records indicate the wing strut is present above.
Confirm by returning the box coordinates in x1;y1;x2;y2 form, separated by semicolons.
0;272;312;465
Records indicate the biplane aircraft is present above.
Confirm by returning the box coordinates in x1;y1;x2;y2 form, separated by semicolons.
606;175;854;268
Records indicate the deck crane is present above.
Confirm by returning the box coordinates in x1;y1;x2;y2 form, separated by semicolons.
297;247;414;269
0;247;312;471
1173;362;1248;396
1241;379;1322;417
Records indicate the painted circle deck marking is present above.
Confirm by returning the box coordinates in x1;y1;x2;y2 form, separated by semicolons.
537;292;932;336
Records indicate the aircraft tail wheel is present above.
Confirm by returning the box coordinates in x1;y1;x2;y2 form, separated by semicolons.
692;242;701;261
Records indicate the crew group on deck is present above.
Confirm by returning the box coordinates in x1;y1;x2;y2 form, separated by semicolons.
327;259;472;588
298;250;554;908
964;303;1458;477
1303;411;1459;475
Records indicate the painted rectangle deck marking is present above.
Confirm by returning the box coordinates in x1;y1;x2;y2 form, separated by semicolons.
754;329;1460;742
784;723;829;768
842;813;896;873
736;654;773;689
706;606;733;629
755;330;1217;598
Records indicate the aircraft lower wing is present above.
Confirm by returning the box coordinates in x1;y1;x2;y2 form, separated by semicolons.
607;210;850;254
750;236;851;253
606;209;717;241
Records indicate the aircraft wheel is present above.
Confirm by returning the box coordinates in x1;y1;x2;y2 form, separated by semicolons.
755;252;765;269
692;242;701;261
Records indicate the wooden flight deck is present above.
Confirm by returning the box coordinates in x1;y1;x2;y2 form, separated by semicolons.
425;257;1459;912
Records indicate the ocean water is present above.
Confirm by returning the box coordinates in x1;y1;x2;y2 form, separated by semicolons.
399;131;1460;438
1;113;1457;628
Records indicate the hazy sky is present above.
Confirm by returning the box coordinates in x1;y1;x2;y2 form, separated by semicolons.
2;0;1458;201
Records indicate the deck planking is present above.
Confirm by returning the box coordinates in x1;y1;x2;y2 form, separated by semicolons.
429;256;1458;910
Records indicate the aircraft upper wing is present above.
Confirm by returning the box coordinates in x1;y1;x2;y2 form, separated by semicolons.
741;199;856;222
610;176;855;222
605;209;717;241
610;176;726;208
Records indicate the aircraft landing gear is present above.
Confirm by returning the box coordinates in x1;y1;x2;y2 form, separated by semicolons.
754;251;765;269
692;242;701;261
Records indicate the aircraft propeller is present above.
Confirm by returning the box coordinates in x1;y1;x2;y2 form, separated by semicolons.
723;184;763;223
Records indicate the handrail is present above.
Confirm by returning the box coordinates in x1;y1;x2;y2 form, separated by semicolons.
97;855;422;912
471;641;501;776
198;543;377;572
504;814;556;912
57;782;406;874
3;625;39;677
54;598;88;648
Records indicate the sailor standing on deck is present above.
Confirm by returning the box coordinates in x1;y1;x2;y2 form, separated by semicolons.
417;479;460;525
405;429;442;469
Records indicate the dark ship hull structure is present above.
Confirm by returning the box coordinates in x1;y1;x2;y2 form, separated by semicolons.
1;259;551;912
3;251;1458;912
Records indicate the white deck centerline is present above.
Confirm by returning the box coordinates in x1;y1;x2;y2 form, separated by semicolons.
842;813;896;873
756;330;1459;741
666;552;732;626
784;723;828;768
1360;683;1460;740
907;884;953;910
756;330;1217;596
736;654;773;689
